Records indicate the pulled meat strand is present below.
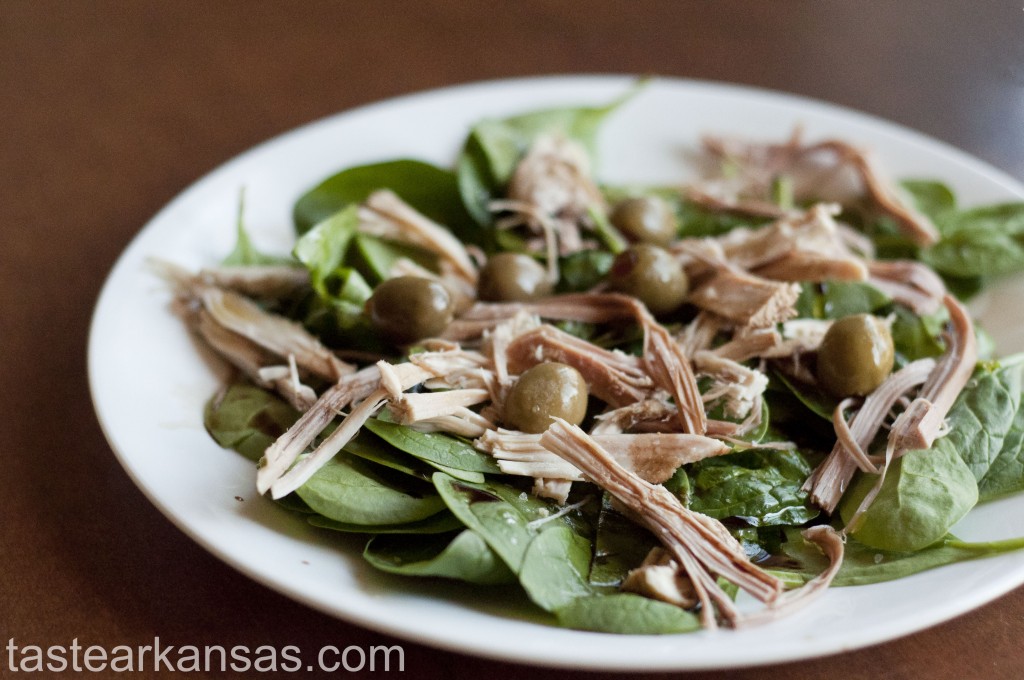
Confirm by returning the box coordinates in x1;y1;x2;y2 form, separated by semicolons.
540;420;782;628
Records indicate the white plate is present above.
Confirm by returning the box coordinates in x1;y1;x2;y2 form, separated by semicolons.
89;75;1024;671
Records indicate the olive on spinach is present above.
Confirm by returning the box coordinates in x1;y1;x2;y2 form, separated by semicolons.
365;276;455;344
816;314;895;397
477;252;553;302
608;244;689;315
505;362;589;434
610;196;677;246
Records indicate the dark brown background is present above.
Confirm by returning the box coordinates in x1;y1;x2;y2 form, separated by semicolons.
3;1;1023;678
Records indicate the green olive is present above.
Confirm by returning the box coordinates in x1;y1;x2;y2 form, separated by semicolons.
477;252;553;302
608;244;689;315
505;362;589;434
816;314;895;397
610;196;677;246
365;276;455;344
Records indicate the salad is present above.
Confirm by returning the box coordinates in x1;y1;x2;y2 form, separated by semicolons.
161;85;1024;634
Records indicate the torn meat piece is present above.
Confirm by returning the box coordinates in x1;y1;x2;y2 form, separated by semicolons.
697;133;939;246
803;358;935;513
477;429;730;484
622;547;699;609
157;260;353;382
407;407;496;438
540;420;781;628
887;295;978;456
192;308;316;411
738;525;844;627
449;293;708;434
507;134;606;224
712;328;781;362
533;478;573;504
689;267;801;328
591;400;678;435
198;265;310;300
359;189;478;285
867;260;947;316
258;362;432;497
389;388;490;424
677;311;724;357
753;251;867;283
505;325;653;408
693;351;768;420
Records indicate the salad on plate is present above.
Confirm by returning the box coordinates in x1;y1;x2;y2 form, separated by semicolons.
158;84;1024;634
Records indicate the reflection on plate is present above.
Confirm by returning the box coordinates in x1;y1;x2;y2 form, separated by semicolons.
89;75;1024;670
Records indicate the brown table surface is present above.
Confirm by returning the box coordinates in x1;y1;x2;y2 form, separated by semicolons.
4;2;1024;677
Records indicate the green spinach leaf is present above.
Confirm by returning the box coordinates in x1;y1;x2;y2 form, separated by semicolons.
777;527;1024;587
938;359;1024;501
688;449;819;527
296;453;446;526
293;159;477;242
309;511;463;535
364;530;516;584
795;281;891;320
456;89;636;226
554;593;699;634
839;444;978;552
589;495;657;588
519;524;594;611
365;418;502;474
204;383;299;462
223;190;293;266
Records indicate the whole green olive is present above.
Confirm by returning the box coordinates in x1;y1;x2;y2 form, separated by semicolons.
504;362;589;434
477;252;553;302
365;276;455;344
610;196;677;246
816;314;895;397
608;244;689;315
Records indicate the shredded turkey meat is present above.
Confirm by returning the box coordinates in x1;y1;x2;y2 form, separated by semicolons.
694;132;939;246
540;420;782;628
478;429;729;485
359;189;478;287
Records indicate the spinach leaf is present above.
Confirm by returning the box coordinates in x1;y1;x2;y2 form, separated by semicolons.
901;180;957;223
204;383;299;462
456;89;636;226
675;198;764;237
794;281;890;320
347;233;437;285
777;527;1024;587
365;418;501;474
923;221;1024;279
309;511;464;535
938;359;1024;501
589;495;657;588
293;204;360;297
839;444;978;552
556;250;614;293
343;431;434;481
293;159;477;243
519;524;594;611
770;370;836;422
222;190;293;266
554;593;699;635
890;305;945;364
432;473;581;574
291;205;380;348
296;453;447;526
921;202;1024;280
688;449;819;527
364;530;516;585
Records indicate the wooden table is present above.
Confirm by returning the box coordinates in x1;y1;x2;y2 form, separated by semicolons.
4;2;1022;677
